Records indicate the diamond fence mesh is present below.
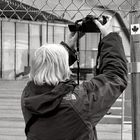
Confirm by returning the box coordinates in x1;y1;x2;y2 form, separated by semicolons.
0;0;138;25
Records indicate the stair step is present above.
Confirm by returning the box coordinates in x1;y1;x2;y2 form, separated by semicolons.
0;89;23;93
0;100;20;106
0;105;21;110
0;112;23;118
0;135;25;140
100;115;122;124
108;107;122;115
0;80;28;89
123;121;132;124
112;99;123;107
0;94;21;99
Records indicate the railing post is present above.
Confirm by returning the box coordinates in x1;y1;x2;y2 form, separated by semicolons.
130;0;140;140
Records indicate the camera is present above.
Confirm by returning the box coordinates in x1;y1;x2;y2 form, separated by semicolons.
68;15;107;33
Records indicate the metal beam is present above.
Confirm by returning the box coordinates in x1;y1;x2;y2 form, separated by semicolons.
130;0;140;140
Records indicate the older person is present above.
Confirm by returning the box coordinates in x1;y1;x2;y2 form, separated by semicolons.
21;16;128;140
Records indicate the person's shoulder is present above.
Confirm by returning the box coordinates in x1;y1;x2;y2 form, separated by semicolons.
73;83;88;99
102;32;121;41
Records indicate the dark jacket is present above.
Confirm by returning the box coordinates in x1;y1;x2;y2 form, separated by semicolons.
21;32;128;140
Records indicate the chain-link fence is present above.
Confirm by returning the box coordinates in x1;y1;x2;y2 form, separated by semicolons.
0;0;137;24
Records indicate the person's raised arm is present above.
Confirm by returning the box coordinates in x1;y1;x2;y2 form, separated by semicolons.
94;15;128;83
60;32;85;66
81;16;128;126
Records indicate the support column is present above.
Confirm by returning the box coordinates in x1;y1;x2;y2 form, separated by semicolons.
130;0;140;140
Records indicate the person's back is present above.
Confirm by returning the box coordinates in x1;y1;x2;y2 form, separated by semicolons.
21;16;128;140
22;80;91;140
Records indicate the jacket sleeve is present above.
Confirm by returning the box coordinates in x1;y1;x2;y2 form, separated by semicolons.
60;41;77;66
82;32;128;126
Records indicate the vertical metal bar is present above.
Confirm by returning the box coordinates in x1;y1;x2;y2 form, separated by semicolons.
40;24;42;46
130;0;140;140
85;34;87;68
28;24;30;66
64;27;66;42
52;25;54;43
121;91;125;140
46;22;48;43
76;31;80;85
0;21;2;78
14;22;16;80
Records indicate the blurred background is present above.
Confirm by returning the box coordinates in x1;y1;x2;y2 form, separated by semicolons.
0;0;140;139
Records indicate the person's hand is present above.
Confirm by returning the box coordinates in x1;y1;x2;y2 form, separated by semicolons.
66;32;85;49
66;32;78;49
94;15;113;38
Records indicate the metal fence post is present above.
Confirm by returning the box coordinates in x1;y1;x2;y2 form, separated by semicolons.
130;0;140;140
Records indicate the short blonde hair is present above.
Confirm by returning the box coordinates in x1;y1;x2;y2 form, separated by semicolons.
30;44;71;85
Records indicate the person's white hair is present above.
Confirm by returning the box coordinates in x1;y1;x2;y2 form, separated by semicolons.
30;43;71;85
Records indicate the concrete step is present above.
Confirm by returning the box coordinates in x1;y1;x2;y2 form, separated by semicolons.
100;115;132;124
0;113;23;119
0;105;21;110
100;98;123;124
0;100;20;107
0;94;21;99
100;115;122;124
0;135;26;140
0;80;28;89
0;89;23;94
108;107;122;116
112;98;123;107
